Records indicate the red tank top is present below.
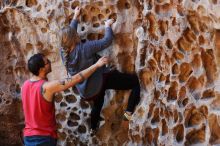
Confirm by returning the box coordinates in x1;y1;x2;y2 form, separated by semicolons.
22;79;57;138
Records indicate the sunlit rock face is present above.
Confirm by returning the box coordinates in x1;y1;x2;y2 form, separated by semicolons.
1;0;220;145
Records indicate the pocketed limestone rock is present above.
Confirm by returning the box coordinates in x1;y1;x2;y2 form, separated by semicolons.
1;0;220;145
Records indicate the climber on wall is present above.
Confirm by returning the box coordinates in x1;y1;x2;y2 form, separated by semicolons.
21;53;108;146
60;6;141;133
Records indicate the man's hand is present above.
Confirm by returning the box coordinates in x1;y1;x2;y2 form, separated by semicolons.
73;6;81;19
104;19;114;27
95;56;109;68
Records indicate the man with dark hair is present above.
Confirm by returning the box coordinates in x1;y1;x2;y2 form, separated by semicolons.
21;53;108;146
27;53;51;76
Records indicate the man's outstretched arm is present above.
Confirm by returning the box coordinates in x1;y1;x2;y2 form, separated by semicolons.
42;56;108;102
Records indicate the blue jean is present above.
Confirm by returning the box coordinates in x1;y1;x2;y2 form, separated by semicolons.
24;136;57;146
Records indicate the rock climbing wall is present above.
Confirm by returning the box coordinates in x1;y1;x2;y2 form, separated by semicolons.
1;0;220;145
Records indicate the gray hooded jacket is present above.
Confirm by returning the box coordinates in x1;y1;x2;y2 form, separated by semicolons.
60;19;114;98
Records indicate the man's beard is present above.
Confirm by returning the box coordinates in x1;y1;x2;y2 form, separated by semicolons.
47;66;52;74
